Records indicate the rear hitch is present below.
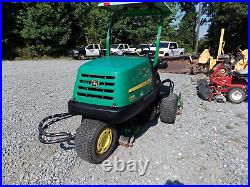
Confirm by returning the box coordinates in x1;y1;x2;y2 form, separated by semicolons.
38;113;75;144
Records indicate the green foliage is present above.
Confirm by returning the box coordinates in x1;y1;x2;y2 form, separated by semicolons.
2;2;248;59
3;2;180;58
176;3;197;53
203;2;248;53
2;3;26;59
197;37;209;53
21;3;77;56
82;6;110;46
161;3;179;42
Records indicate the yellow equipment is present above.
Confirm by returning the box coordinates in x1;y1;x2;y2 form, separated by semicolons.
234;49;248;71
198;28;248;72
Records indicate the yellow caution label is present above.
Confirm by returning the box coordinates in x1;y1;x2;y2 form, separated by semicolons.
128;78;152;93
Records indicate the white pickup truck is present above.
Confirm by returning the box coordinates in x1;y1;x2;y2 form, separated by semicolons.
110;44;136;55
149;41;184;57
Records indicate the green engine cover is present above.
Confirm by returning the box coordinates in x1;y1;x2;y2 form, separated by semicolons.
71;56;153;107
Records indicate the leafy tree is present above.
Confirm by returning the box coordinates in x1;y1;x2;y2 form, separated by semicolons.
2;2;179;58
203;2;248;53
111;3;178;46
161;3;179;42
21;3;74;56
197;37;209;53
2;3;26;59
176;3;198;53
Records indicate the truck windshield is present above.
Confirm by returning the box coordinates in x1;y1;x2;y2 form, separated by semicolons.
111;44;119;49
150;42;169;48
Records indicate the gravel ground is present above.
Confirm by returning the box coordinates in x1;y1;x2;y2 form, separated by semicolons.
2;59;248;184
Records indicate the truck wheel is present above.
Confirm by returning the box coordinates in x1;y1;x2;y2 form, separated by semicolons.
227;87;246;104
159;93;178;124
75;118;118;164
79;54;85;60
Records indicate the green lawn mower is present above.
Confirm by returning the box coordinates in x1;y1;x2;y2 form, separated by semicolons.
39;2;182;164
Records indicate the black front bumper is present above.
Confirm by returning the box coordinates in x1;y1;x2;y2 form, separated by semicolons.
68;90;158;124
72;53;79;58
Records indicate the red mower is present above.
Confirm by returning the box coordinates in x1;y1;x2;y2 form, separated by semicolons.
197;58;248;104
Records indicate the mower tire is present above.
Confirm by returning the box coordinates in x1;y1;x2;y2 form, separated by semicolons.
227;87;246;104
75;118;118;164
160;93;178;124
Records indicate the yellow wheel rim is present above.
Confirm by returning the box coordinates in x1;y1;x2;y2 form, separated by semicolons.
96;128;112;155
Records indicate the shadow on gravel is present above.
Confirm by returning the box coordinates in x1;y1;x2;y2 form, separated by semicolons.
165;179;184;185
134;114;158;140
130;82;174;140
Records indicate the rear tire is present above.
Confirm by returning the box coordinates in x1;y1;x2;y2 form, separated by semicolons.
160;93;178;124
75;118;118;164
227;87;246;104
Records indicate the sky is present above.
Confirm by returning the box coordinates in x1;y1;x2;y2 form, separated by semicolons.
196;4;210;39
173;3;210;39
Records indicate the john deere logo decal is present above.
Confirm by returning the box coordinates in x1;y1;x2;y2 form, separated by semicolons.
91;80;99;88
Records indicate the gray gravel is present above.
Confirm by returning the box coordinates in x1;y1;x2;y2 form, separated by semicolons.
2;59;248;184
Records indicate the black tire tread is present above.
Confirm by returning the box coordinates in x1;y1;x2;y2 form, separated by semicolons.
75;119;117;164
160;93;178;124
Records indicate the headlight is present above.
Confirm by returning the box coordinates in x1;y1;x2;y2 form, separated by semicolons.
73;50;79;53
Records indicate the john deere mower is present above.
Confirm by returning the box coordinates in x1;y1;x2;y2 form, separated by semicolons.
39;2;180;164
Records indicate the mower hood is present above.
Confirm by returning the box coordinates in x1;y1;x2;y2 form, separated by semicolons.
79;56;150;73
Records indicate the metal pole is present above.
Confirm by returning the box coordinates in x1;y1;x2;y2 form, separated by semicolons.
217;28;225;59
195;2;202;56
153;15;164;67
106;15;115;56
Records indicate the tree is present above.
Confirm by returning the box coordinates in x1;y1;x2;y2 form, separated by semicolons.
203;2;248;53
176;3;198;53
2;3;26;59
2;2;181;58
20;3;75;56
111;3;178;46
